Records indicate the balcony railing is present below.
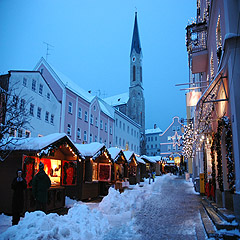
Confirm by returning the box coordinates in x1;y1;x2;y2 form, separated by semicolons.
186;21;207;54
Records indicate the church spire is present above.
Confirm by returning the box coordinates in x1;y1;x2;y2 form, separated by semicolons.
130;12;142;55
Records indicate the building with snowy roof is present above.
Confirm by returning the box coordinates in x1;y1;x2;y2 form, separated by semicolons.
0;70;61;138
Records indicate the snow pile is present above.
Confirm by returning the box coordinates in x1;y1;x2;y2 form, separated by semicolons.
1;204;109;240
65;196;78;208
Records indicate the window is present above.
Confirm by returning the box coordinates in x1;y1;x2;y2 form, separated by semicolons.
93;105;96;111
116;136;118;144
131;144;133;150
45;111;49;122
37;107;42;119
95;117;98;127
50;114;54;125
140;66;142;82
23;78;27;87
105;123;107;132
13;96;19;108
100;137;102;143
168;145;171;151
67;124;71;136
119;121;122;129
119;138;121;146
30;103;34;116
134;130;136;137
155;144;157;148
90;114;93;125
84;111;88;122
100;120;103;129
68;102;73;114
178;146;181;150
151;145;153;148
123;139;125;148
77;128;81;139
155;136;157;141
137;132;138;138
90;134;93;143
18;129;23;138
177;126;180;131
32;79;36;91
110;126;112;135
133;65;136;81
78;107;82;119
127;126;129;133
151;137;153;141
173;146;176;151
104;139;107;145
20;99;25;111
172;126;176;131
40;68;44;74
109;142;112;147
148;137;150;141
47;93;50;100
147;145;149;149
39;84;43;95
9;128;15;137
123;123;125;131
84;131;87;142
116;119;118;127
131;129;133;136
25;130;31;138
94;135;97;142
168;136;171;141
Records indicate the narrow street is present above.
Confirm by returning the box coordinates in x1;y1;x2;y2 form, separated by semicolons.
135;176;206;240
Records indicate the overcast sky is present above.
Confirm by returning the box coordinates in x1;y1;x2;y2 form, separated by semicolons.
0;0;196;131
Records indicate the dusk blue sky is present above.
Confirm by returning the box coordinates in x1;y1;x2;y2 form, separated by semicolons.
0;0;196;132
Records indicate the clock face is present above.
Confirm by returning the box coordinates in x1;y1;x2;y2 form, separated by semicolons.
132;56;136;62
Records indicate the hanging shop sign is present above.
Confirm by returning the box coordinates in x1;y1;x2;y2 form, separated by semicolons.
98;163;111;182
186;91;202;106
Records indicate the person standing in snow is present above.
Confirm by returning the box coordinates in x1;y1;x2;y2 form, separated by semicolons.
11;169;27;225
32;162;51;213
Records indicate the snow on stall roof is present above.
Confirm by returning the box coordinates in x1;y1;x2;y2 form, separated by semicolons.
108;147;122;161
104;92;129;106
123;151;134;162
135;155;146;164
0;133;69;151
75;142;105;157
141;155;156;163
148;156;161;162
145;127;163;134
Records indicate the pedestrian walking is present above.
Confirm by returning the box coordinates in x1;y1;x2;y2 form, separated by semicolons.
11;169;27;225
152;171;156;182
32;162;51;213
148;171;152;184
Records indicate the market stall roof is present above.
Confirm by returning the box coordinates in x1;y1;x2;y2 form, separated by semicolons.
108;147;122;161
0;133;82;160
135;155;146;164
123;151;135;163
141;155;156;163
75;142;105;158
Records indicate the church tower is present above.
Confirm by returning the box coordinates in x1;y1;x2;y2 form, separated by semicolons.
127;12;146;154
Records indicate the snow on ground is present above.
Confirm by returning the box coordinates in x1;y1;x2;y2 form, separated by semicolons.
0;175;193;240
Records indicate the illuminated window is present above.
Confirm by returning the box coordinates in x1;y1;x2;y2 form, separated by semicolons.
92;162;98;181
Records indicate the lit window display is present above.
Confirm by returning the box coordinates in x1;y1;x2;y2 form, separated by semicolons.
92;162;98;181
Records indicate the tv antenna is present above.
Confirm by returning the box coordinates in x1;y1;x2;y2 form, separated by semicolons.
43;42;54;61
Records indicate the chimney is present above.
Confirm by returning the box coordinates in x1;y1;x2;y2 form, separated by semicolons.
154;124;157;129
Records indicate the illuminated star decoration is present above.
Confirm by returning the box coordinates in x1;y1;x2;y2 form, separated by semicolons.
171;131;182;148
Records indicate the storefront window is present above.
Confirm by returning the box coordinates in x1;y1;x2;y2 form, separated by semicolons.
98;163;111;182
62;160;77;186
92;162;98;181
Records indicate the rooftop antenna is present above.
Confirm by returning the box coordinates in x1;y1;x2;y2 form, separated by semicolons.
43;42;54;62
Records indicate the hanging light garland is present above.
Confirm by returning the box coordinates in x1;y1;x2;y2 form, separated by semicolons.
182;123;194;158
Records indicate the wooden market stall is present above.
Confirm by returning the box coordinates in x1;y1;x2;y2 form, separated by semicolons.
0;133;82;214
135;155;146;182
76;142;112;199
108;147;129;191
141;155;157;175
123;151;139;185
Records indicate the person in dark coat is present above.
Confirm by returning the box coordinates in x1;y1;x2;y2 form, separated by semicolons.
32;162;51;213
11;169;27;225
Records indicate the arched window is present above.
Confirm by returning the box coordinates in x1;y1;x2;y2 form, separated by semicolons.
133;65;136;81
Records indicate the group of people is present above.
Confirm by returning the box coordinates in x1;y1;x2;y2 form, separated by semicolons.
11;162;51;225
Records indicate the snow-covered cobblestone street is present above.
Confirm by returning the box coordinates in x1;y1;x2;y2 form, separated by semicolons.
0;175;206;240
134;175;206;240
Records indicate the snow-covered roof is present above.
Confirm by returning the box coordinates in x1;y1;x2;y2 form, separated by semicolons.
135;155;146;164
123;151;134;162
50;66;94;103
98;98;115;119
108;147;122;161
145;127;163;135
141;155;156;163
148;156;161;162
75;142;105;157
0;133;71;151
104;92;129;106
